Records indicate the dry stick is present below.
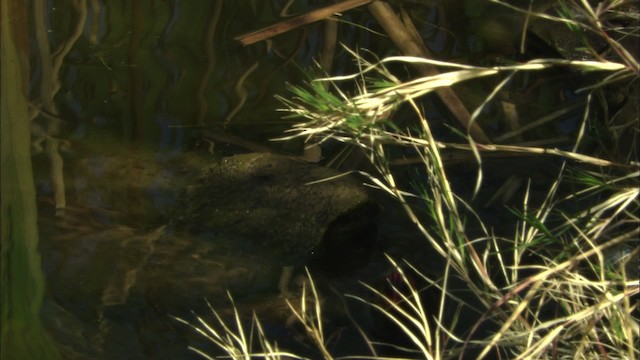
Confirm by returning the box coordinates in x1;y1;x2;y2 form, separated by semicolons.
319;17;339;74
235;0;374;46
368;1;491;144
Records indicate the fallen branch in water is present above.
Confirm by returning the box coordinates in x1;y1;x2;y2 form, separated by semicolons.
235;0;374;46
368;1;491;143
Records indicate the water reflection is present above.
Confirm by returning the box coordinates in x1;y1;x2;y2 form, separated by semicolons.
28;3;394;357
18;0;610;358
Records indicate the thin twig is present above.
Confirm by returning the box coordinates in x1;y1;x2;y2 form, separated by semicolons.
235;0;374;46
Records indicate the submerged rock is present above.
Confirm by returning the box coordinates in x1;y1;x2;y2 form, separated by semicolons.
39;150;380;358
181;152;379;278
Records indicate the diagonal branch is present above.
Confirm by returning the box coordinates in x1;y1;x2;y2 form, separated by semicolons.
368;1;491;143
235;0;374;46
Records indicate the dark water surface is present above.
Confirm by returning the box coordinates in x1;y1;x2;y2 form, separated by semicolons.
27;2;434;358
34;143;434;359
10;0;613;358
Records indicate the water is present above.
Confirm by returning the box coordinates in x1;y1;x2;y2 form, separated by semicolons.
4;1;616;358
25;2;399;357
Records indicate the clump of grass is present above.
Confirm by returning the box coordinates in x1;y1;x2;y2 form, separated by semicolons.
182;1;638;359
174;270;340;360
173;293;302;360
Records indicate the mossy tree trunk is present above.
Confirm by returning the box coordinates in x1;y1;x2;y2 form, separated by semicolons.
1;0;62;358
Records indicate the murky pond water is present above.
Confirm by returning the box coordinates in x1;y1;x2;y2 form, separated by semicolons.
22;2;439;357
34;141;435;358
4;0;635;359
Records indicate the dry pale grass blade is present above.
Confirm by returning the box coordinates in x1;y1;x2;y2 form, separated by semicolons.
466;71;517;199
353;292;434;359
173;295;306;360
253;315;305;360
324;61;625;134
563;170;640;199
491;0;639;72
359;101;499;306
487;0;594;28
518;326;565;360
385;257;433;349
404;102;474;279
494;102;585;143
270;10;638;357
576;0;640;72
285;270;333;360
588;188;638;239
339;45;402;84
368;131;634;169
319;56;627;83
278;46;629;149
207;298;250;357
461;143;631;168
350;279;435;359
404;256;481;359
173;307;249;359
473;229;639;359
512;266;638;358
358;142;452;261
